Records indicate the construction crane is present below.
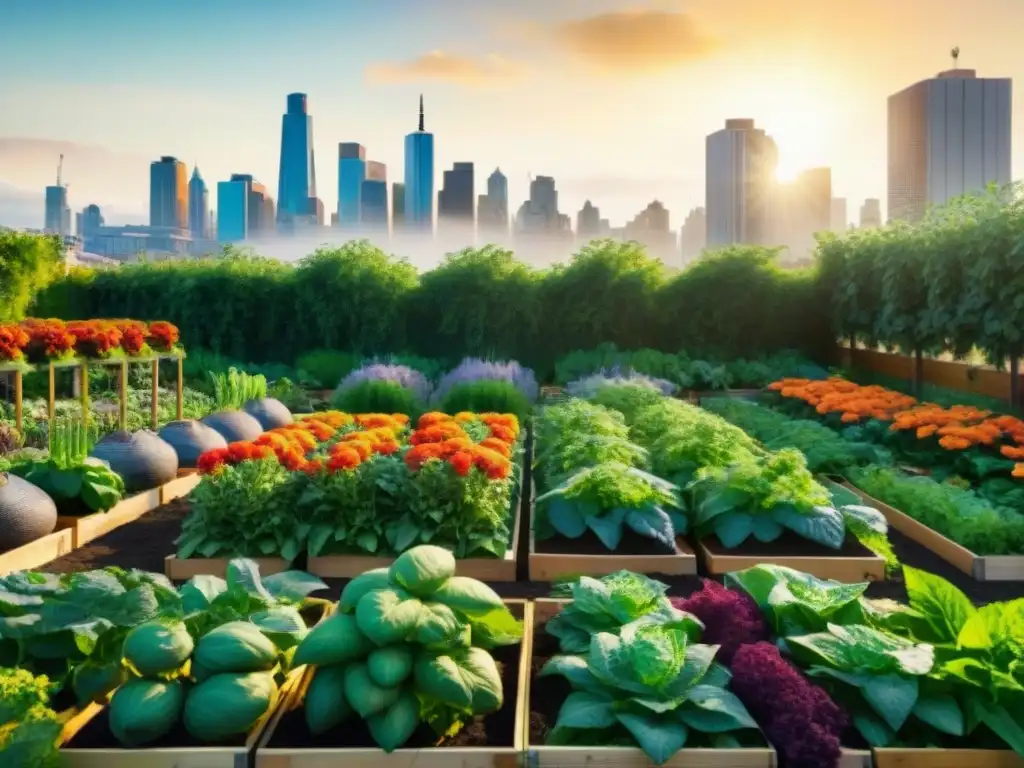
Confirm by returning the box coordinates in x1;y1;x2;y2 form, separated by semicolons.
57;153;63;187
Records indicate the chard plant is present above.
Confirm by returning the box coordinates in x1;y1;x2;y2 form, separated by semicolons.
210;368;267;411
538;461;687;551
540;613;761;764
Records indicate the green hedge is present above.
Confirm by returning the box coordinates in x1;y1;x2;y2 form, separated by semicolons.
1;230;63;323
29;240;829;377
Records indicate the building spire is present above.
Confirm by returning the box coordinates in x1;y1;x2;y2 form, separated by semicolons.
418;94;424;132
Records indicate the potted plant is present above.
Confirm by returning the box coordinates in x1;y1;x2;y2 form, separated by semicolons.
202;369;267;441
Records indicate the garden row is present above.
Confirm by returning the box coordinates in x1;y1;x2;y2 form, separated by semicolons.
1;552;1021;767
721;377;1024;580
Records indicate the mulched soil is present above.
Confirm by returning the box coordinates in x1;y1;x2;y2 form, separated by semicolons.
535;527;678;556
702;532;876;558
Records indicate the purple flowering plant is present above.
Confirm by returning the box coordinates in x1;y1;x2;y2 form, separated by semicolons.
431;358;539;405
566;366;677;399
334;363;432;403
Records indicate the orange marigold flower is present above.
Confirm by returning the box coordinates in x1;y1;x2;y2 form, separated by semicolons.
453;411;477;422
840;412;860;423
449;451;473;477
343;440;374;461
326;445;362;472
938;435;972;451
916;425;939;438
405;442;445;470
488;424;517;444
418;411;454;429
1013;463;1024;479
309;411;353;429
1000;445;1024;460
375;439;400;455
410;423;467;444
355;413;406;430
479;437;512;457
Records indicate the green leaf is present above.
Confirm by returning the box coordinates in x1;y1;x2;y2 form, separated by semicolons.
913;694;964;736
615;710;688;765
586;509;624;550
903;566;976;643
713;512;753;548
554;691;616;729
179;575;227;613
750;515;783;542
774;504;845;549
546;497;587;539
862;673;919;732
853;711;895;747
679;685;757;732
539;655;604;692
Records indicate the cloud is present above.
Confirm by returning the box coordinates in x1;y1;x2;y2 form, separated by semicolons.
366;51;524;85
551;10;717;72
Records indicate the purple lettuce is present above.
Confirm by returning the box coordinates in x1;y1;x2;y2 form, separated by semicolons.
730;643;847;768
431;358;539;404
334;363;432;403
671;580;767;664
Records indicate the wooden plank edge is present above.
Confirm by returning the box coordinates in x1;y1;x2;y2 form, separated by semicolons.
164;554;290;580
836;480;979;577
839;748;873;768
0;528;74;575
873;747;1024;768
527;600;777;768
160;473;202;505
975;556;1024;582
254;600;529;765
697;540;887;582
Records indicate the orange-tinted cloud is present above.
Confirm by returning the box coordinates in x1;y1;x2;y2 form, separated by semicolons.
551;10;717;72
366;51;524;85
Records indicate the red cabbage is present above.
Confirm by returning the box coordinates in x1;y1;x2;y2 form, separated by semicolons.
730;642;847;768
671;580;768;664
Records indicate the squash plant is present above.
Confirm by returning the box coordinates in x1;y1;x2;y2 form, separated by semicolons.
8;418;124;516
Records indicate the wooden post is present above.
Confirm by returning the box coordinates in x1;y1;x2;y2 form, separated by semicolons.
14;370;22;434
176;355;183;421
119;360;128;430
912;349;924;398
1011;357;1020;409
151;358;159;430
80;360;90;424
47;362;55;421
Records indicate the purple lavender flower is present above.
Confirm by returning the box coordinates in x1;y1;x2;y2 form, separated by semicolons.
566;368;677;398
335;363;432;403
431;358;539;404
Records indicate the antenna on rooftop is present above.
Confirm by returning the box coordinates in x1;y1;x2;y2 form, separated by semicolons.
951;46;960;68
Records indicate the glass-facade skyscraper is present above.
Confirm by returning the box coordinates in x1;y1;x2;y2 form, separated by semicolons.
337;143;366;228
404;95;434;231
189;166;209;239
277;93;317;228
150;156;188;229
217;178;249;242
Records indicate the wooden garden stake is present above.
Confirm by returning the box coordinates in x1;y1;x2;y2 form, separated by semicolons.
13;370;22;434
119;360;128;430
912;349;924;398
151;358;159;429
47;362;55;421
176;355;183;421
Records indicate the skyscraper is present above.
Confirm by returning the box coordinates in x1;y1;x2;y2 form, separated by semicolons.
392;183;406;229
705;119;778;247
277;93;318;228
680;207;707;263
860;198;882;228
515;176;570;236
76;204;104;241
577;201;600;239
477;168;508;235
149;156;188;229
773;168;832;260
229;174;273;234
830;197;848;233
217;178;249;242
337;143;366;228
625;201;675;262
189;166;210;239
44;185;70;237
888;66;1012;222
361;161;388;228
438;162;474;226
404;95;435;231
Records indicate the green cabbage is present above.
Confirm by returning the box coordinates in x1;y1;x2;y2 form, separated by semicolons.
109;678;184;747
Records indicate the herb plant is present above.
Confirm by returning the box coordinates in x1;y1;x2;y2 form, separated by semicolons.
210;368;267;410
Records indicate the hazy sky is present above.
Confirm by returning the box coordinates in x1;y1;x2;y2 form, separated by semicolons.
0;0;1021;234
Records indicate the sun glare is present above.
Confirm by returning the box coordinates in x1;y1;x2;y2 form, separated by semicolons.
774;160;800;183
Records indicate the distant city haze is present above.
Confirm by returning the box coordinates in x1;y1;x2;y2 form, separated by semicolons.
1;0;1022;267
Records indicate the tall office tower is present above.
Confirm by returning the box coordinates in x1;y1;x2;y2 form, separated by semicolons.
576;200;601;239
392;183;406;229
514;176;570;235
149;156;188;229
217;177;250;242
774;167;832;259
44;186;70;236
404;95;435;231
361;161;388;228
77;204;104;240
277;93;318;228
830;197;848;233
705;119;778;247
888;66;1011;222
228;174;273;233
337;143;367;228
625;200;675;262
189;166;210;239
680;207;706;262
860;198;882;228
438;162;474;228
477;168;508;235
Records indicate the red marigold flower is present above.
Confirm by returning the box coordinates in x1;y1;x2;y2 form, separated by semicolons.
488;424;517;444
197;447;229;474
302;459;324;476
375;439;400;455
405;442;445;471
449;450;474;476
418;411;454;429
411;423;467;445
479;437;512;457
326;445;362;472
147;321;180;352
0;324;30;362
342;440;374;460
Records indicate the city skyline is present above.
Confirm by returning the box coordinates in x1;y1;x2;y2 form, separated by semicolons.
2;0;1022;232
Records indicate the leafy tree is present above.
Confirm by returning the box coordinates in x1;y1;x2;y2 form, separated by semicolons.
0;231;62;321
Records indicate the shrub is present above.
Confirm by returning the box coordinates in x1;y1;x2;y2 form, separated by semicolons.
332;380;422;417
432;358;538;405
436;380;531;423
294;349;359;389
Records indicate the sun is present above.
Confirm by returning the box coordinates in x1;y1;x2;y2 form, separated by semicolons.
774;160;801;183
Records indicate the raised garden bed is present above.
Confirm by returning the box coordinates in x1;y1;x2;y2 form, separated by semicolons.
698;532;887;582
307;480;524;583
56;487;163;548
837;479;1024;582
874;748;1024;768
0;527;74;575
253;600;531;767
527;599;777;768
59;601;333;767
527;501;697;581
164;553;290;580
161;471;201;504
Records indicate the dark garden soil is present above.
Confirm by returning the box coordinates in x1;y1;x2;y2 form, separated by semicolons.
702;533;876;558
535;527;680;557
266;610;524;750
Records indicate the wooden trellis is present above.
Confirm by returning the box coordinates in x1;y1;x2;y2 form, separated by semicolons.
1;353;184;434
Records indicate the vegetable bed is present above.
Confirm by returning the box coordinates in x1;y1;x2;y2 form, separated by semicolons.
56;487;163;548
698;532;887;583
0;527;73;575
526;599;777;768
254;601;529;767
